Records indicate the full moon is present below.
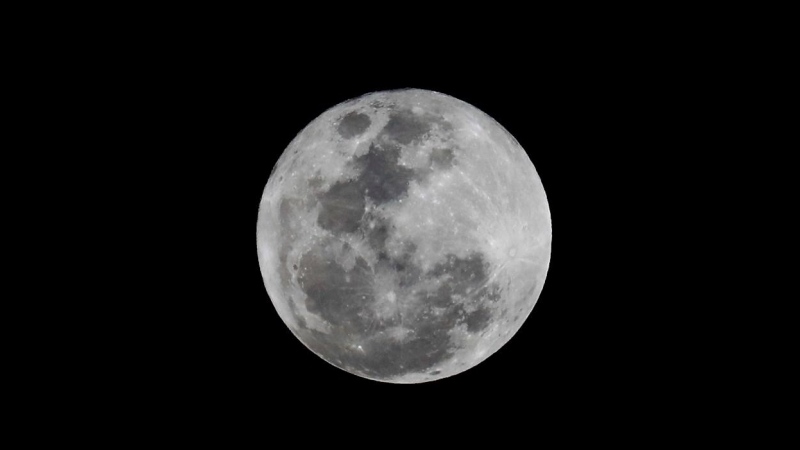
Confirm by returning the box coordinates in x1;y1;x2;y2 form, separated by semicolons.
257;89;551;383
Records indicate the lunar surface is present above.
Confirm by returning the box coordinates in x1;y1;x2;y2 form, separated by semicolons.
257;89;551;383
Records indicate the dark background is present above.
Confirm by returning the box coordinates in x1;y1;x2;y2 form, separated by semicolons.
169;72;661;398
21;6;763;439
114;39;699;425
27;7;764;438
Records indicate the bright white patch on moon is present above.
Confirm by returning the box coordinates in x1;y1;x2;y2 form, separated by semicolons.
257;89;551;383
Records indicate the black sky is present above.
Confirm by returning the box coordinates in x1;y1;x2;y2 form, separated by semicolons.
125;42;691;422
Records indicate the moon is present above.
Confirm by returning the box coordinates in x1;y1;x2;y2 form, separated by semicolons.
257;89;551;383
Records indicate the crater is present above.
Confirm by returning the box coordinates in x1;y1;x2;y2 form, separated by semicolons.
381;109;432;145
286;296;307;329
337;112;371;139
429;147;455;169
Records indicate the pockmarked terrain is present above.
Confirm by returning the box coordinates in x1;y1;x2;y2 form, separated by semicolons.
257;89;551;383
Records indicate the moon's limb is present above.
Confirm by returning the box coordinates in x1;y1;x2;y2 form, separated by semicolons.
257;89;551;383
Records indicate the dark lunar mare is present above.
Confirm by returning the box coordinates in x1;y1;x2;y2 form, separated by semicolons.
337;112;371;138
316;179;365;234
380;109;432;145
316;141;415;235
317;107;455;237
417;252;496;334
297;249;377;335
354;142;415;205
363;212;391;252
291;244;500;380
272;108;498;380
429;147;455;169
